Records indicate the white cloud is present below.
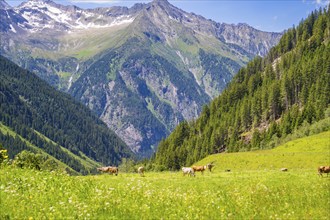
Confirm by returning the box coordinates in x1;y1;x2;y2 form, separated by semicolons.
313;0;330;6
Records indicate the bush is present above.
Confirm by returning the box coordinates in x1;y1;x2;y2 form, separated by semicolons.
13;150;43;170
42;158;60;171
152;164;167;172
0;149;9;164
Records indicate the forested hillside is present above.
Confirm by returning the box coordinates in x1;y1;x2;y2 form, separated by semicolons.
0;55;133;174
1;0;281;157
154;8;330;169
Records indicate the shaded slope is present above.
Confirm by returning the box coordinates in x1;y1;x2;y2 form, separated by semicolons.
0;55;133;174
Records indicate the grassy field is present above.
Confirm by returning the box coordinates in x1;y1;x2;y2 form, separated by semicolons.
197;131;330;171
0;131;329;219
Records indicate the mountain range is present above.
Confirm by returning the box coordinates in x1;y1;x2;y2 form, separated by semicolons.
154;8;330;169
0;0;282;157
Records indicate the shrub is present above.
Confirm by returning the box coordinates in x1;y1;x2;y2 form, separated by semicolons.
42;158;60;171
13;150;43;170
152;164;167;172
0;149;8;164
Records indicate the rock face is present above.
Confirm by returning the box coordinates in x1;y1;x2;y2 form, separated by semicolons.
0;0;282;157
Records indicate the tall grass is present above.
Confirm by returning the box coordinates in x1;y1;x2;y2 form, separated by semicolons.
1;131;329;219
0;167;329;219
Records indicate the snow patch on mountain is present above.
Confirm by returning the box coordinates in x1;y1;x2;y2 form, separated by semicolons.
74;15;134;30
13;0;135;32
9;24;16;33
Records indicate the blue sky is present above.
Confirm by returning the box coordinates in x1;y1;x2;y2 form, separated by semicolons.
6;0;330;32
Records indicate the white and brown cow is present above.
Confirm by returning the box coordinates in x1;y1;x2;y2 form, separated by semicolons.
97;166;119;176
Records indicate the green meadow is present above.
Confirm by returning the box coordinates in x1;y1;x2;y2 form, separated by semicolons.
198;131;330;171
1;131;329;219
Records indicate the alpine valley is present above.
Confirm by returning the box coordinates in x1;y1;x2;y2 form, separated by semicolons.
0;0;281;157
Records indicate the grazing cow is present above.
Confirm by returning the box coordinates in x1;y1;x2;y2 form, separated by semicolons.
192;165;207;175
97;167;109;172
281;168;288;172
182;167;195;177
97;166;119;176
225;169;231;172
138;166;145;177
206;162;215;172
318;166;330;177
107;166;119;176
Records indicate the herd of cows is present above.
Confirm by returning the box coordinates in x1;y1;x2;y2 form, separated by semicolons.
181;162;215;177
96;164;330;177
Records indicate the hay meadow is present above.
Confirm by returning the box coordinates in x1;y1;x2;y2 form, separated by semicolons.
1;131;329;219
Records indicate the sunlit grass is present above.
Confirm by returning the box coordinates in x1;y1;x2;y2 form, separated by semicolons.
198;131;330;171
1;131;329;219
1;166;329;219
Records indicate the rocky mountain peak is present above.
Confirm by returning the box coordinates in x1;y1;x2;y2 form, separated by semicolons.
146;0;184;15
19;0;55;7
151;0;170;6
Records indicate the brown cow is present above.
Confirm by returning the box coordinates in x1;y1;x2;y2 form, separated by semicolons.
206;162;215;172
318;166;330;177
192;165;207;175
97;166;119;176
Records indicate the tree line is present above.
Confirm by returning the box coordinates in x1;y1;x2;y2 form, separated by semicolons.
153;7;330;170
0;55;134;174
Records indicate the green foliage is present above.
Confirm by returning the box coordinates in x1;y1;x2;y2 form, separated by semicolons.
118;158;136;173
1;136;329;219
199;49;241;96
0;144;8;164
13;150;43;170
13;150;64;172
0;55;133;174
154;7;330;169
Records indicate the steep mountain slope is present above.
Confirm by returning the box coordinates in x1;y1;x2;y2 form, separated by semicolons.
0;0;281;157
0;55;133;174
154;8;330;169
